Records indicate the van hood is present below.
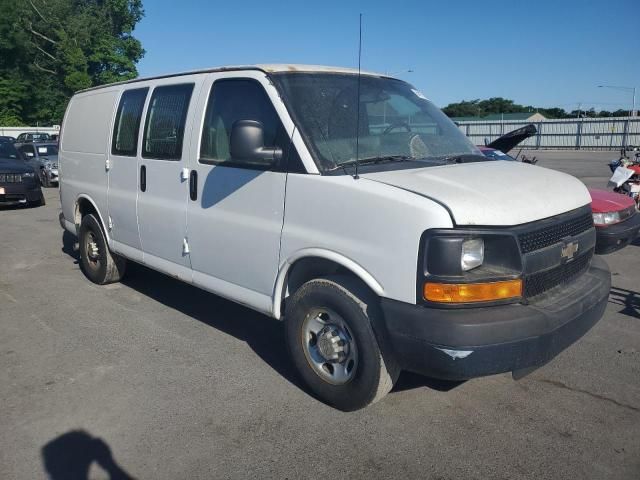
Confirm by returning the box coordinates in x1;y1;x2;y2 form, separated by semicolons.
361;161;591;226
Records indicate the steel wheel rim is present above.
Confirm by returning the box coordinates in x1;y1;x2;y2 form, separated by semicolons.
84;231;101;270
301;307;358;385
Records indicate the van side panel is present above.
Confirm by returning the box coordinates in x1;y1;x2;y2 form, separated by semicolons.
60;89;119;234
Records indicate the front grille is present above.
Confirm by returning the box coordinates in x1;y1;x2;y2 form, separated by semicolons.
524;250;593;298
0;173;23;183
518;211;593;253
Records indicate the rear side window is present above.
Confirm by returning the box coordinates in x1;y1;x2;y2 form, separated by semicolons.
112;88;148;156
142;84;194;160
200;79;291;169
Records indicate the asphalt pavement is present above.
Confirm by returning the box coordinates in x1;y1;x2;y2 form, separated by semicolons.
1;150;639;479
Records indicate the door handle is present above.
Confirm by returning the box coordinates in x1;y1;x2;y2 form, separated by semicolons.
140;165;146;192
189;170;198;201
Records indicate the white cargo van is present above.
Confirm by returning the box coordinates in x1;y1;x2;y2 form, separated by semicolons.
59;65;610;411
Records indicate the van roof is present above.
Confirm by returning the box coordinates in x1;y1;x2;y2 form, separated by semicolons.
76;64;387;93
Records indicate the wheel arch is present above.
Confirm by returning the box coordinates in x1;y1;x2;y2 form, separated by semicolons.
273;248;384;320
74;194;110;241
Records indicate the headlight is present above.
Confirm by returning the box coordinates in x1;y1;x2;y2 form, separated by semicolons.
423;231;521;278
22;172;35;178
461;238;484;271
593;211;621;226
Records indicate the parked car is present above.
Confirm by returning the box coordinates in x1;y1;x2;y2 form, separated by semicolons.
0;135;16;143
17;143;59;187
590;188;640;254
0;141;45;207
58;64;610;411
15;132;51;143
479;126;640;254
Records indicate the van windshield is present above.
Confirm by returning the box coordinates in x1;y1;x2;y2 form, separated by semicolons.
271;73;482;172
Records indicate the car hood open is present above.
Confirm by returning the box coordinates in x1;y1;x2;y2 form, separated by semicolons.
487;124;537;153
361;161;591;226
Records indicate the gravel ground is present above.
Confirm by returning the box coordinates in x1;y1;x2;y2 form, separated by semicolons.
1;150;638;479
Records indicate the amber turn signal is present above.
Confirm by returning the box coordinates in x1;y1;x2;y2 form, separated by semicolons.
424;279;522;303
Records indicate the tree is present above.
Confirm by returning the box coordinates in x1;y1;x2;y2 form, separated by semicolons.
442;99;483;118
442;97;631;119
537;107;569;119
0;0;145;125
443;97;531;118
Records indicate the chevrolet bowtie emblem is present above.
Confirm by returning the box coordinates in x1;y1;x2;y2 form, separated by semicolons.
561;241;579;261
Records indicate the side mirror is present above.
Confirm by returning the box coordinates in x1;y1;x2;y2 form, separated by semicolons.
230;120;282;165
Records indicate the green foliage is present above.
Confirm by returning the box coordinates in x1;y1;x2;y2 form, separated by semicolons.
443;97;531;118
0;0;145;125
443;97;630;119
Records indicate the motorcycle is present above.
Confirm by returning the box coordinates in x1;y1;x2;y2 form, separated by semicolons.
608;148;640;208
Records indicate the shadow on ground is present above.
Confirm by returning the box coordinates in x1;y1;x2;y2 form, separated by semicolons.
62;230;79;263
60;231;462;400
608;286;640;319
393;372;463;393
42;430;134;480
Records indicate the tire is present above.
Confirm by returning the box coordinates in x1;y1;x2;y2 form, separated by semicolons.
78;214;126;284
41;169;51;188
30;190;45;207
285;276;400;411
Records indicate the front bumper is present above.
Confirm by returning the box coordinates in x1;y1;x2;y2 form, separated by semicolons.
380;255;610;380
46;169;59;184
0;182;42;206
595;213;640;254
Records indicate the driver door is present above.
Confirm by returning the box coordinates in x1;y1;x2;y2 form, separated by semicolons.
186;74;293;313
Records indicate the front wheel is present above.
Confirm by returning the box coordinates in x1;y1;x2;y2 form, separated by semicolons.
285;276;399;411
78;214;126;284
30;190;45;207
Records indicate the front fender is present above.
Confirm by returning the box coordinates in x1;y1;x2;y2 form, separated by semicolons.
272;248;384;320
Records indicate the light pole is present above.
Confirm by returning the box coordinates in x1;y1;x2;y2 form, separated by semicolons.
598;85;636;117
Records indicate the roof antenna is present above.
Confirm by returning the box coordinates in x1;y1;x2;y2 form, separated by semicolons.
354;13;363;180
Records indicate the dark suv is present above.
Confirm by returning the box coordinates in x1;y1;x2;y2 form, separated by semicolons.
0;141;45;207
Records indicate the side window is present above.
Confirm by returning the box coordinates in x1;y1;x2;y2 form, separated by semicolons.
112;87;148;156
200;79;292;169
142;84;194;160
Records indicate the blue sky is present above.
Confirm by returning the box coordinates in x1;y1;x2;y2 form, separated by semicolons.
135;0;640;111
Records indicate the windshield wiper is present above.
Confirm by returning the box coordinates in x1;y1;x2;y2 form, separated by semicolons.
331;155;414;170
438;153;488;164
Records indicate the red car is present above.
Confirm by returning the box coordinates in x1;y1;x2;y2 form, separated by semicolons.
589;188;640;254
479;125;640;254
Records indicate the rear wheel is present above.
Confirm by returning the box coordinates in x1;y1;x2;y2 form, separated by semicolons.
285;276;399;411
79;214;126;284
